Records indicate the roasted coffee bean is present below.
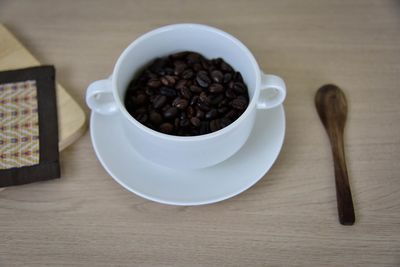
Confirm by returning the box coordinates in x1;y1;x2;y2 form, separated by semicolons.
190;117;201;127
135;94;148;106
225;110;237;119
145;87;155;96
220;117;232;128
124;51;249;136
149;111;163;125
223;73;232;84
190;85;203;94
136;113;148;124
153;95;167;109
209;94;224;105
197;102;211;111
231;96;248;110
180;86;192;99
220;61;233;72
173;98;189;110
187;106;195;118
218;106;229;114
210;119;221;132
180;118;190;127
211;70;223;83
182;69;194;79
159;122;174;134
187;52;202;64
233;82;246;94
199;92;209;104
147;79;161;88
212;58;222;66
225;89;236;99
196;70;211;88
209;83;224;94
163;107;178;119
173;61;187;75
175;79;187;90
196;108;205;119
190;95;199;106
200;122;210;135
160;87;177;97
205;109;218;119
193;63;203;71
233;71;244;83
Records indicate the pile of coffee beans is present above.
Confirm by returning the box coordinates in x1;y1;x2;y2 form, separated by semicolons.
124;51;249;136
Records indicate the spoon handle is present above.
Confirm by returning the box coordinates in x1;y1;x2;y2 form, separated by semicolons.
328;128;355;225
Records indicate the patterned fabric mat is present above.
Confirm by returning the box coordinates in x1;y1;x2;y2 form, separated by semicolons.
0;66;59;187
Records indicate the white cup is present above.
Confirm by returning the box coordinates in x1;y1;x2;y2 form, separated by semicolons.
86;24;286;169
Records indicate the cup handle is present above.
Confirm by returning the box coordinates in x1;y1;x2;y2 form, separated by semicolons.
257;72;287;109
86;79;118;115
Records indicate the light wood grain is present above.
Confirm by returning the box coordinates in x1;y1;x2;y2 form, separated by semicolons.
0;0;399;266
0;24;86;151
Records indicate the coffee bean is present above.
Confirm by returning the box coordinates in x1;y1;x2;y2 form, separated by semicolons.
147;79;161;88
135;94;148;106
231;96;248;110
124;51;249;136
212;58;222;66
163;107;178;119
209;83;224;94
196;108;205;119
180;118;190;127
199;91;209;104
223;73;232;84
190;117;201;127
233;71;244;83
205;109;218;119
136;113;148;124
233;82;246;94
225;89;236;99
175;79;188;90
225;110;237;119
160;87;177;97
210;119;221;132
153;95;167;109
173;61;187;75
197;102;211;111
211;70;223;83
159;122;174;134
218;106;229;114
196;70;211;88
220;117;232;128
145;87;155;96
190;95;199;106
149;111;162;125
187;106;195;118
173;98;189;110
193;63;203;71
182;69;194;79
200;122;210;134
209;94;224;105
190;85;203;94
187;52;202;64
180;86;192;99
220;61;233;72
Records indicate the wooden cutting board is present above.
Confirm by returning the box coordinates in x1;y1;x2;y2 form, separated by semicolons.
0;24;86;151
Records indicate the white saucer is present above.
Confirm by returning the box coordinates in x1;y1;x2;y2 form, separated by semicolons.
90;106;285;205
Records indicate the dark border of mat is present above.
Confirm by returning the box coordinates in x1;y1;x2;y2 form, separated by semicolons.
0;66;60;187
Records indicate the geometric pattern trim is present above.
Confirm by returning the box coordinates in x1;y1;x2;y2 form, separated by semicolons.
0;80;39;169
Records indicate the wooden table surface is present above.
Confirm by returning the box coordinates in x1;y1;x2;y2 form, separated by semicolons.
1;0;399;266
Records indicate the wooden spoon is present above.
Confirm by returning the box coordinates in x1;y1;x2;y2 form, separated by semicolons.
315;84;355;225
